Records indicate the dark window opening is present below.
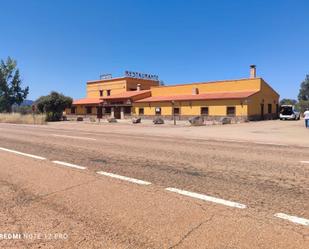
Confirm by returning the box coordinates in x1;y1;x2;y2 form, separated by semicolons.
268;104;272;114
107;90;111;96
104;107;111;114
155;107;161;115
173;107;180;115
280;106;293;115
139;108;144;115
110;101;124;105
124;106;131;114
71;107;76;114
99;90;103;97
276;104;279;115
227;106;236;116
201;107;209;116
86;106;92;114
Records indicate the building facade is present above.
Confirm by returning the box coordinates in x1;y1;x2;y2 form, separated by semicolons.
67;66;280;121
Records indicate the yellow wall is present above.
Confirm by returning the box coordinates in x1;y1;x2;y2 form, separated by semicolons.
126;78;159;91
86;78;159;98
150;78;261;96
247;79;279;116
133;100;247;116
87;79;127;98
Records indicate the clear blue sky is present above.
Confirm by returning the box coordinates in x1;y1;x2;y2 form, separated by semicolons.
0;0;308;100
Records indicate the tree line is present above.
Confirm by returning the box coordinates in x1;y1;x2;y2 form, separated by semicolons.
0;57;72;121
280;75;309;112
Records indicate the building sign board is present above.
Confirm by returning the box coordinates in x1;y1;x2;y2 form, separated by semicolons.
125;71;159;81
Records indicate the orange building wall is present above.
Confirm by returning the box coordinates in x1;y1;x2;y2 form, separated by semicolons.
87;79;127;98
247;79;279;117
150;78;261;96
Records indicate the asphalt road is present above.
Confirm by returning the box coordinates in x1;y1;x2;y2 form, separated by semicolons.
0;122;308;248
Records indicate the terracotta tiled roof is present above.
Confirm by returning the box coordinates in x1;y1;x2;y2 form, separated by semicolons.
73;98;102;105
135;91;259;103
101;90;151;100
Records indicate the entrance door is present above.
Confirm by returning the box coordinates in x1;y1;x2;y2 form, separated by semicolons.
260;104;264;120
114;107;121;119
97;106;103;119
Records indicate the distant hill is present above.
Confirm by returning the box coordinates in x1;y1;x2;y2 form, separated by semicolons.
20;100;34;106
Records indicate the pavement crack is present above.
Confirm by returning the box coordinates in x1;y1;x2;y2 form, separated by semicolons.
35;179;99;201
168;215;215;249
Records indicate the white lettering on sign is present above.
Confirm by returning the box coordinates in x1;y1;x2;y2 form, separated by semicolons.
125;71;159;81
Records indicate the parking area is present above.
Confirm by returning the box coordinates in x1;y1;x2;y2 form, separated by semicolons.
51;119;309;147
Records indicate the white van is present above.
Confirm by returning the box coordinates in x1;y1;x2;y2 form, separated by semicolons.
279;105;300;120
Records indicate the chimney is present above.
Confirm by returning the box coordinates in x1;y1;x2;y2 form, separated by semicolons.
137;84;141;91
250;65;256;78
192;87;199;95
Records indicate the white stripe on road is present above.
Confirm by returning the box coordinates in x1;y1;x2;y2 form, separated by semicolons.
52;161;87;170
97;171;151;185
253;142;287;146
300;161;309;164
165;187;247;209
0;147;46;160
51;134;97;141
274;213;309;226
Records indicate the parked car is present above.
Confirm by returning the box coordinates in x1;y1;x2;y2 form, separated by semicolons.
279;105;300;120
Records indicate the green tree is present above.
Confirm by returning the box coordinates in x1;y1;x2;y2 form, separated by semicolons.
298;75;309;112
35;91;72;121
298;74;309;101
280;98;297;106
0;57;29;112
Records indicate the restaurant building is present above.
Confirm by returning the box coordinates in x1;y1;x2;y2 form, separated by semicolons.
67;66;280;121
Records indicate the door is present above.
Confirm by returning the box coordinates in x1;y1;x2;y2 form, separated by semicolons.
260;104;264;120
97;106;103;119
114;107;121;119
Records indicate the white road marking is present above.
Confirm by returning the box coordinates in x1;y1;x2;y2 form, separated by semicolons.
0;147;46;160
274;213;309;226
97;171;151;185
52;161;87;170
51;134;97;141
253;142;287;146
300;161;309;164
165;187;247;209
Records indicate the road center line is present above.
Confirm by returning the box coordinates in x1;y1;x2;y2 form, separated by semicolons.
274;213;309;226
96;171;151;185
0;147;46;160
165;187;247;209
51;134;97;141
253;142;287;146
300;161;309;164
52;161;87;170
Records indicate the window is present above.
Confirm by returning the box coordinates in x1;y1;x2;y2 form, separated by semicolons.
71;107;76;114
99;90;103;97
139;108;144;115
124;107;131;114
104;107;111;114
155;107;161;115
173;107;180;115
86;106;92;114
107;90;111;96
201;107;209;116
227;106;236;116
268;104;272;114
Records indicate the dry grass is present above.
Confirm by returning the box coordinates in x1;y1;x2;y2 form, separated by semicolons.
0;113;47;125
